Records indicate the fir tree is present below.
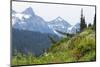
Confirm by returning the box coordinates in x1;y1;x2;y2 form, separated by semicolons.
93;12;96;30
88;23;92;28
80;9;87;32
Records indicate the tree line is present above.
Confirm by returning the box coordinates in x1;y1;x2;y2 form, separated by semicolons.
80;8;96;32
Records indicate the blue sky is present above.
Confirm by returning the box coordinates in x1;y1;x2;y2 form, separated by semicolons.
12;1;95;25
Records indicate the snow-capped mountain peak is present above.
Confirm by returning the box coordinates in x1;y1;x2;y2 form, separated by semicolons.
22;7;34;15
12;7;54;34
48;16;71;34
56;17;63;21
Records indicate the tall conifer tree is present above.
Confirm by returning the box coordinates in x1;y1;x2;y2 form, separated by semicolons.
93;12;96;30
80;9;87;32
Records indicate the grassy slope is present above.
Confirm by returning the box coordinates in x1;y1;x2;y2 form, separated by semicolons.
12;29;96;66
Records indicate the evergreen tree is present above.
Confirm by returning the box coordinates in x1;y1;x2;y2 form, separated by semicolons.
88;23;92;28
80;9;87;32
93;13;96;30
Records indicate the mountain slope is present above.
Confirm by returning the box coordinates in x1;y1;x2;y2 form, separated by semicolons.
67;23;80;34
48;17;71;33
12;28;59;56
12;7;54;34
12;29;96;65
49;29;95;61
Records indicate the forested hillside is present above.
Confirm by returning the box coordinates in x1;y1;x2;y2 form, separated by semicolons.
12;28;96;66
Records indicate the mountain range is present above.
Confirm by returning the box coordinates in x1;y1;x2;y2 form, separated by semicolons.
12;7;80;35
12;7;80;56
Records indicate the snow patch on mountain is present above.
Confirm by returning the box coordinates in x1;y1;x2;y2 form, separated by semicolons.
12;7;80;36
48;16;71;34
55;17;63;21
67;23;80;34
12;7;54;34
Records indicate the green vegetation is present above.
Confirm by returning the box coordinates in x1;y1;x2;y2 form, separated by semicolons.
11;28;96;66
11;8;96;66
